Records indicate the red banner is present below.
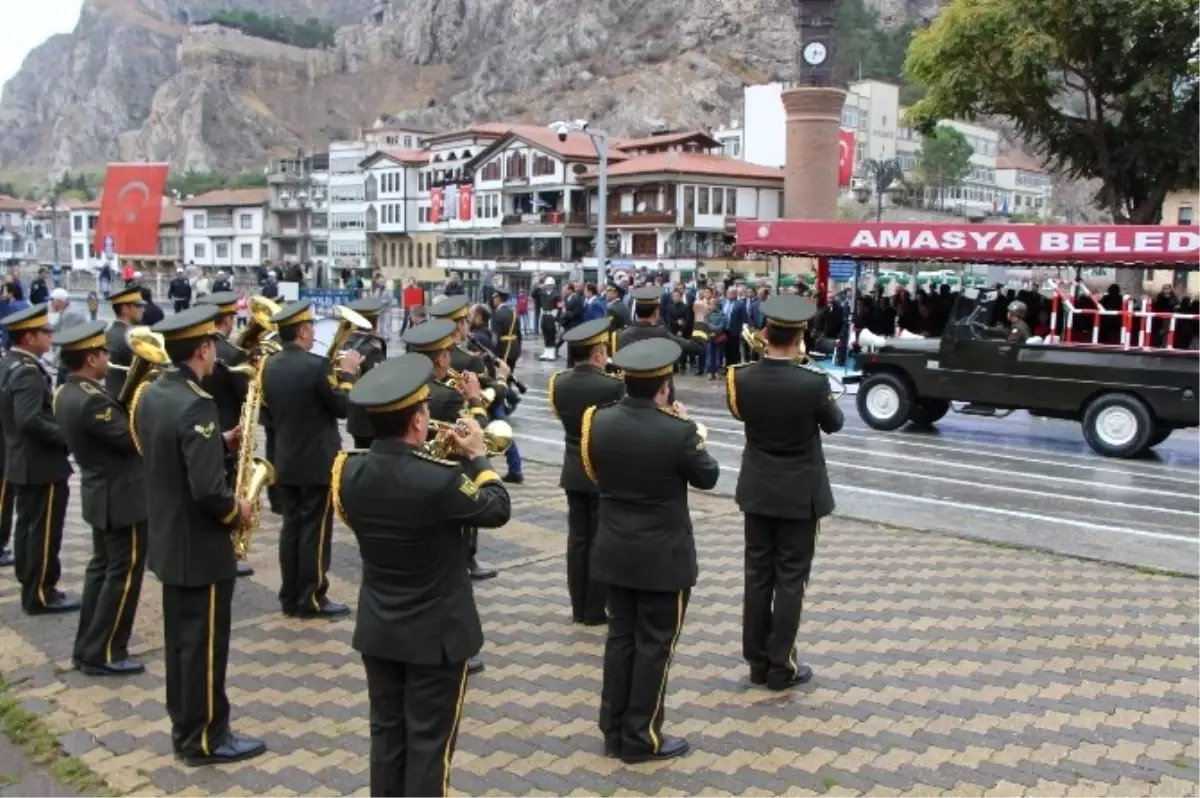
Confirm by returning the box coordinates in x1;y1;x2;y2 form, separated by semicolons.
737;220;1200;266
837;130;856;188
430;187;444;223
93;163;169;257
459;184;473;221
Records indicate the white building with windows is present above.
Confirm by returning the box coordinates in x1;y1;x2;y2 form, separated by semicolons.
69;196;103;271
359;147;443;281
995;152;1052;218
0;195;38;265
181;188;267;271
326;141;372;270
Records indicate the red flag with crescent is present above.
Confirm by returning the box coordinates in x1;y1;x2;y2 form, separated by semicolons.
837;130;856;187
430;187;444;223
459;184;473;221
93;163;169;257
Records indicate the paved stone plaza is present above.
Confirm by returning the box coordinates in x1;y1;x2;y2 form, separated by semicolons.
0;461;1197;797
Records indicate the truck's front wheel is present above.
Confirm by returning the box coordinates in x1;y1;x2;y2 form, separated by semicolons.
857;373;913;431
1082;393;1154;458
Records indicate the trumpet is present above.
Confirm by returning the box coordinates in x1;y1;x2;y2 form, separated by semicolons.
663;402;708;441
740;326;846;401
424;419;513;458
447;368;497;406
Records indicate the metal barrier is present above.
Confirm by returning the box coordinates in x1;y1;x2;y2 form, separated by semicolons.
1051;284;1197;351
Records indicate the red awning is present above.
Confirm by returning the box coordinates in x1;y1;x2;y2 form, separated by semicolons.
736;220;1200;267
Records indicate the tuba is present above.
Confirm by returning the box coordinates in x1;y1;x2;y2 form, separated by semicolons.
326;305;374;373
740;325;846;401
235;295;283;357
116;327;170;406
231;353;277;561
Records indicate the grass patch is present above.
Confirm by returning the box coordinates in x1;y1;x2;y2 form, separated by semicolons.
1169;756;1192;770
822;777;840;791
0;677;114;796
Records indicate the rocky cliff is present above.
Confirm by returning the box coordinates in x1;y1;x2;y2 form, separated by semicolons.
0;0;931;174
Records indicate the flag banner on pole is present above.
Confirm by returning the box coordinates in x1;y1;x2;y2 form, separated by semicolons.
93;163;169;257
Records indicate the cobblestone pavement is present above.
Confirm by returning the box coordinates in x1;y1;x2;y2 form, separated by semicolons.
0;461;1197;797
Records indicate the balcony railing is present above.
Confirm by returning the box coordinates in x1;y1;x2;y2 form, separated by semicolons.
206;215;234;230
503;176;530;187
590;209;678;226
501;211;589;227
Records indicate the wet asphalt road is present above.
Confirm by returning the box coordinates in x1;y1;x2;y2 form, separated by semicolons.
505;350;1200;577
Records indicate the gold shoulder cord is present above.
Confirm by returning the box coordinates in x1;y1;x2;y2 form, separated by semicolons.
580;405;598;483
547;372;561;419
725;365;741;420
128;381;152;454
330;451;351;527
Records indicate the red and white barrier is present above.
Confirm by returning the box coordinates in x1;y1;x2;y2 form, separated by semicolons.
1054;284;1197;351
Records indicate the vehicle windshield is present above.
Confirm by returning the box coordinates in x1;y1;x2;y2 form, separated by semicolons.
947;288;999;327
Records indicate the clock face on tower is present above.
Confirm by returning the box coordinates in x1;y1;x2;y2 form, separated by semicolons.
802;41;828;65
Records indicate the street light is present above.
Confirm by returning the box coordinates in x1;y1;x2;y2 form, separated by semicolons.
549;119;610;288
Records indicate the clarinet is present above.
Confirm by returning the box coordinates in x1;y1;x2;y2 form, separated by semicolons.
467;333;528;394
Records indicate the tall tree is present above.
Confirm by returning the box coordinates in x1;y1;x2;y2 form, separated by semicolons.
903;0;1199;226
915;125;974;210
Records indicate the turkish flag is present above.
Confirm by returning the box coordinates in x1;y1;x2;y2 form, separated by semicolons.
93;163;169;256
459;184;473;221
837;130;856;187
430;187;444;223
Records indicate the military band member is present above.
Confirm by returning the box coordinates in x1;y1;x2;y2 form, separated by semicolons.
548;317;625;625
585;338;720;763
130;306;265;766
0;304;77;614
333;354;510;796
489;286;521;366
0;446;14;567
344;297;389;449
53;321;148;675
725;295;843;690
103;286;147;398
195;292;255;578
616;285;702;402
262;300;362;618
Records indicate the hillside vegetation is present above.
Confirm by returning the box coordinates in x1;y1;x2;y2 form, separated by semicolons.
204;8;336;48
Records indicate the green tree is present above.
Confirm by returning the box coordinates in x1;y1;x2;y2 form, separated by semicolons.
207;8;335;49
835;0;917;85
903;0;1199;225
915;125;974;209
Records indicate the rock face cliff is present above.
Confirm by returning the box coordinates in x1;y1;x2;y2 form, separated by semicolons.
0;0;931;174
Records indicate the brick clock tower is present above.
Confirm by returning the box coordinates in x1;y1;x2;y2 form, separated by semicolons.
782;0;846;300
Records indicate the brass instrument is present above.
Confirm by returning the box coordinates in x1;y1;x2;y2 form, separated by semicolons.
447;368;497;406
115;326;170;406
740;326;846;401
326;305;374;373
663;402;707;441
424;419;513;458
231;354;278;561
234;295;283;355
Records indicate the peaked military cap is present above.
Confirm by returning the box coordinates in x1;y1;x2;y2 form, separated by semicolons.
610;337;681;379
1;302;53;333
761;295;817;329
54;320;109;352
562;317;611;347
492;284;512;298
152;305;221;341
271;299;315;328
349;354;433;415
109;286;146;307
347;297;386;317
630;285;661;307
197;291;238;315
428;294;470;321
402;318;457;352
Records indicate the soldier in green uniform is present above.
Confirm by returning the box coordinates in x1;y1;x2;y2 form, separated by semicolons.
53;321;148;676
584;338;720;763
344;297;390;449
427;295;502;579
0;446;15;567
724;295;843;691
0;304;77;614
195;292;254;578
616;285;702;402
262;300;362;618
332;354;511;797
547;317;625;625
103;286;146;398
129;306;266;766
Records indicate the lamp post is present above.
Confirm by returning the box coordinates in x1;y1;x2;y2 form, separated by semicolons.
549;120;609;288
852;157;904;222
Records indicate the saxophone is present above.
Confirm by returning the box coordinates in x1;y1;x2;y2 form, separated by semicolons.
231;350;277;561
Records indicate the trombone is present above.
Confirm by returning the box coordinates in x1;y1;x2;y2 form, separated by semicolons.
425;419;513;458
740;326;846;401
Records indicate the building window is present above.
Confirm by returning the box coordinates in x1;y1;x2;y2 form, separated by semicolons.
697;187;710;215
216;242;229;259
1178;206;1195;225
532;155;555;177
404;135;413;148
312;240;328;257
74;243;84;260
331;213;365;229
712;188;724;215
505;151;527;179
241;243;254;259
331;185;365;202
684;186;695;215
192;214;206;229
239;213;253;229
726;189;737;217
481;162;501;182
193;243;206;259
88;216;97;231
426;242;433;266
73;215;82;232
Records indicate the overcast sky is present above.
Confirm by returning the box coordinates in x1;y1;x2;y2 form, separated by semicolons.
0;0;85;91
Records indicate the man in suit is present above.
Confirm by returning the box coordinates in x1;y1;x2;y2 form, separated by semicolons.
334;355;510;796
725;295;843;690
344;297;389;450
104;286;147;398
547;317;624;625
616;285;703;401
584;338;720;763
130;305;265;766
53;320;148;675
195;292;254;579
0;304;77;614
262;300;362;618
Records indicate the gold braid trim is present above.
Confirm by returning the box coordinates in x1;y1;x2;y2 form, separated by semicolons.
330;451;351;527
547;371;561;419
128;381;152;454
580;405;598;483
725;365;741;420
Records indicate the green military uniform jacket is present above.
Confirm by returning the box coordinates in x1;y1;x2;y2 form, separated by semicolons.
104;320;133;398
585;396;720;592
345;332;388;440
0;349;72;486
491;304;522;364
726;358;843;520
53;375;145;530
131;367;240;587
261;343;353;486
547;364;625;493
201;333;250;433
334;440;511;665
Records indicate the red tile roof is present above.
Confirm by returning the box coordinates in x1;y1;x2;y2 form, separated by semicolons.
457;124;628;163
180;188;269;208
613;131;722;152
159;205;183;225
581;152;783;181
363;148;431;168
0;194;37;213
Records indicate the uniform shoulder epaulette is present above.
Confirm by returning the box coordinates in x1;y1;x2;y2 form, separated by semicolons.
731;361;754;369
656;406;690;423
413;450;457;467
79;380;101;396
187;380;213;399
599;369;623;380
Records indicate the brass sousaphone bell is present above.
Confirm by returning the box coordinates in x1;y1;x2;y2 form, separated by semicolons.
115;326;171;406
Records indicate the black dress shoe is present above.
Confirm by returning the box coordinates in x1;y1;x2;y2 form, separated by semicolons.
235;563;254;578
502;473;524;484
577;617;607;627
294;601;351;619
621;736;690;764
0;548;12;567
603;739;622;758
468;562;497;580
467;657;485;675
79;658;145;677
767;663;814;691
26;595;81;615
749;667;767;685
181;734;267;767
